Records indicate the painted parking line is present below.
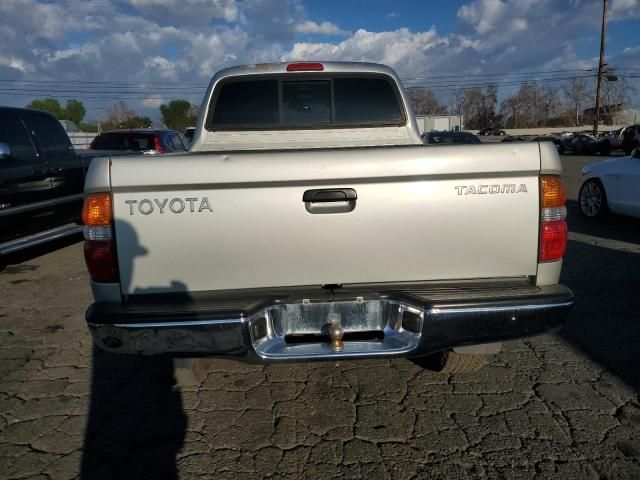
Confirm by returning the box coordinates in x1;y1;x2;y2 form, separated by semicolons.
568;231;640;254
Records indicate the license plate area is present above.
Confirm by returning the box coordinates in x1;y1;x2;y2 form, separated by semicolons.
249;298;425;360
274;300;386;337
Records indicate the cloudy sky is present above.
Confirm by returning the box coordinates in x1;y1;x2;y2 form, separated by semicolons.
1;0;639;122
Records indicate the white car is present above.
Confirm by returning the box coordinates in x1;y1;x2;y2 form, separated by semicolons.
579;148;640;218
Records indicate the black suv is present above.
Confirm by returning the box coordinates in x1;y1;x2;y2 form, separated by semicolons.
0;107;133;255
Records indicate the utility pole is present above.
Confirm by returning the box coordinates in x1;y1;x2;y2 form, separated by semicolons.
593;0;608;136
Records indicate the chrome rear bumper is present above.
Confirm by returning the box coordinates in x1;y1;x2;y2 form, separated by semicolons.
87;283;573;361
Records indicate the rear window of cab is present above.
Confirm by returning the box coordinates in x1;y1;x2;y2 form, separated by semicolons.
207;75;406;130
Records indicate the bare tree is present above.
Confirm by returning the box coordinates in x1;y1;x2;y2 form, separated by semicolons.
563;78;591;126
500;83;561;128
464;86;499;129
541;84;561;123
406;88;447;115
601;75;635;124
105;101;136;125
451;90;466;129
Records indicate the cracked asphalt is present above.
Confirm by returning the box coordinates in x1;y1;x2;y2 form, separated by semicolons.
1;154;640;479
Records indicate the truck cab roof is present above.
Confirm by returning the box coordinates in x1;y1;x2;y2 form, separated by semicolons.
190;61;421;152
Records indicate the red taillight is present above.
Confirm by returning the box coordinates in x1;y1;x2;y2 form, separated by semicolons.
84;241;118;282
83;193;118;282
286;62;324;71
539;175;568;262
154;134;165;153
540;220;568;261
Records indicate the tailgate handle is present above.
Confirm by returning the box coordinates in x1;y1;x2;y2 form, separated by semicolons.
303;188;357;203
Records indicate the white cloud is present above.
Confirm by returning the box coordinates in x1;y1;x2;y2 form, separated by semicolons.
0;0;637;116
457;0;506;34
609;0;640;19
141;97;165;108
294;21;345;35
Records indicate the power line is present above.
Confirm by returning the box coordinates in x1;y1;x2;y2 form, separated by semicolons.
0;67;606;87
0;1;244;7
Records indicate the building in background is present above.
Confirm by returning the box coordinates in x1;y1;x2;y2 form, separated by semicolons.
58;120;79;133
415;114;463;134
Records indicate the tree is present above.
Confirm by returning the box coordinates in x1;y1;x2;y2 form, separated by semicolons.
26;98;64;118
105;101;136;126
102;101;151;130
601;75;635;124
450;90;466;129
26;98;86;124
27;98;86;125
159;99;197;131
463;86;499;129
406;88;447;115
499;83;561;128
563;78;591;126
65;100;86;125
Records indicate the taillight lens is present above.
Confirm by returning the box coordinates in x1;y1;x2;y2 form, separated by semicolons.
154;134;165;154
83;193;118;282
540;176;566;208
286;62;324;71
540;220;568;261
539;175;568;262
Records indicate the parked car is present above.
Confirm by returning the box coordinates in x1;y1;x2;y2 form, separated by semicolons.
560;133;611;155
89;128;189;154
598;128;622;150
82;61;573;380
500;135;530;143
0;106;133;255
592;129;621;151
578;147;640;219
184;126;196;142
500;135;563;153
421;131;481;145
478;128;506;136
621;124;640;155
531;136;564;153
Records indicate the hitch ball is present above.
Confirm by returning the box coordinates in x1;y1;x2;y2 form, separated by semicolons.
328;316;344;352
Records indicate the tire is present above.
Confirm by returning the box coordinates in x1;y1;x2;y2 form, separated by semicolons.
599;141;611;156
578;179;609;219
411;351;488;374
558;144;565;154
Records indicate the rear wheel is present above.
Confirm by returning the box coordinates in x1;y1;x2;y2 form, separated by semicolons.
579;179;608;219
599;141;611;156
412;351;488;374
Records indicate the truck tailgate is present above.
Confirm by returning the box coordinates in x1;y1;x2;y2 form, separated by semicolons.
110;144;541;295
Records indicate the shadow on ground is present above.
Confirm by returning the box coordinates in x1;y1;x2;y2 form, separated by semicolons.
81;221;189;479
81;348;187;479
561;209;640;391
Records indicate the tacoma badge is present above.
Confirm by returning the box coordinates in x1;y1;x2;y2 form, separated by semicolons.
454;184;528;195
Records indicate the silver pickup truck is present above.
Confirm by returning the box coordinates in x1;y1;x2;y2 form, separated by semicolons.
82;62;573;374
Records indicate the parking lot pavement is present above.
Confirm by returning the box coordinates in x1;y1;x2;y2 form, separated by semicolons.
1;155;640;480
